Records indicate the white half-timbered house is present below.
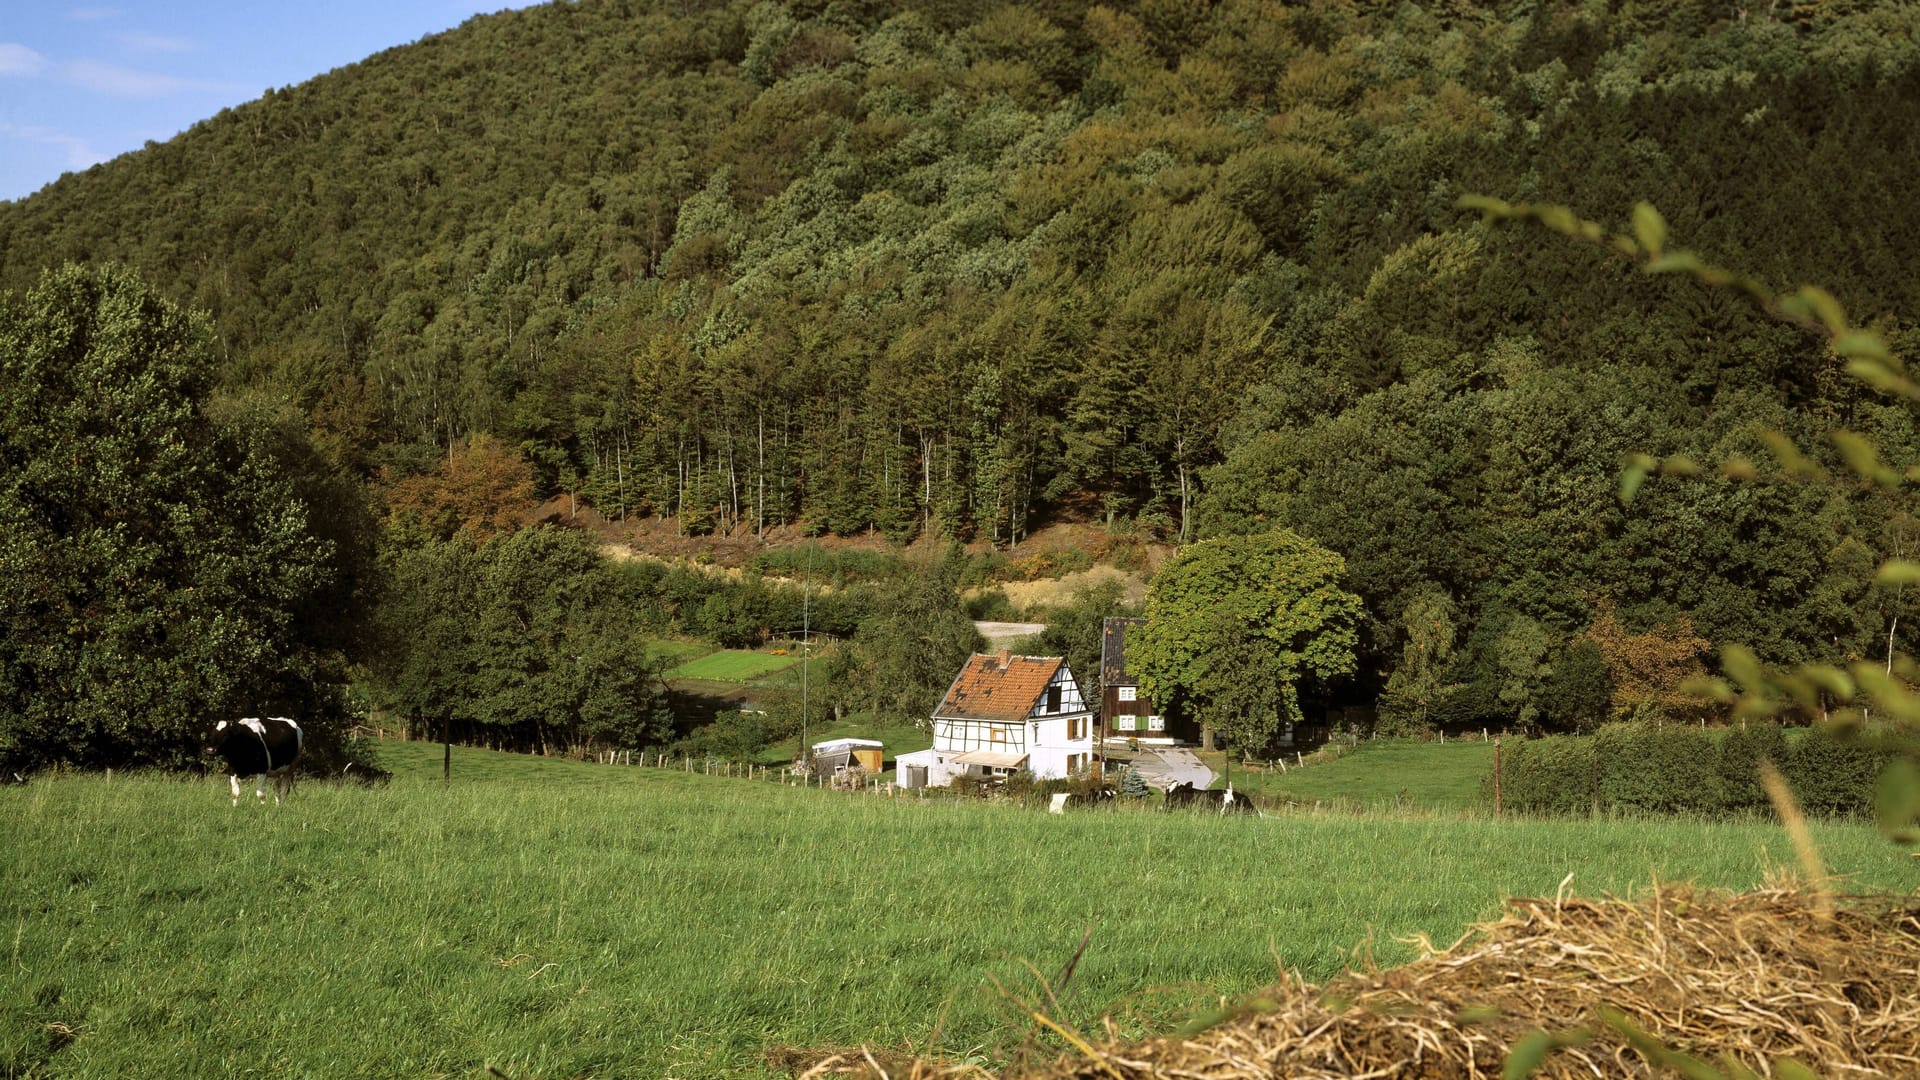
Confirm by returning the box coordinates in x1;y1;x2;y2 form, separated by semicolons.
895;652;1095;788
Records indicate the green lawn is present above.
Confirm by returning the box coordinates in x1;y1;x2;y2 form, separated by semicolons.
663;648;801;682
1202;737;1499;812
643;636;714;665
5;757;1915;1078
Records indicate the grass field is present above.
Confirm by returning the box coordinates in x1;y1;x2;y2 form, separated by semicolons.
644;638;715;665
663;648;801;683
1204;738;1499;812
5;747;1916;1078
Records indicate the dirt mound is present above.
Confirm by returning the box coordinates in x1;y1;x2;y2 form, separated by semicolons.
778;884;1920;1078
994;565;1149;610
539;499;1169;575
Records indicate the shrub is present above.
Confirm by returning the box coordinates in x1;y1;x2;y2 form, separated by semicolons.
1494;735;1595;816
1594;722;1719;815
964;588;1022;621
1784;726;1890;817
1716;722;1788;813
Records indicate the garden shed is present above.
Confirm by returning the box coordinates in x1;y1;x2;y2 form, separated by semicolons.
810;738;884;775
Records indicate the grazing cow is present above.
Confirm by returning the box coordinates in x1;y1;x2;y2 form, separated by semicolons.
1217;785;1257;815
208;717;304;805
1051;786;1119;812
1164;780;1205;808
1164;781;1256;814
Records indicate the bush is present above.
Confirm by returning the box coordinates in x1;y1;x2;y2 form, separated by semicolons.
1494;735;1595;816
1717;722;1788;813
673;711;768;763
1594;722;1719;815
964;588;1022;621
1784;726;1890;817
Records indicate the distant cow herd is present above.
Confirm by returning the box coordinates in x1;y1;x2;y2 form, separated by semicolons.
1051;780;1258;814
1164;781;1257;814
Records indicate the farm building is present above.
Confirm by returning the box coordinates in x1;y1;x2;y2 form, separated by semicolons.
1099;617;1199;747
810;738;883;775
895;651;1094;789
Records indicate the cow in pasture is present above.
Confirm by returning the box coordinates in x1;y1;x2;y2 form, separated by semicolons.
1049;786;1118;813
208;717;304;805
1164;781;1204;808
1164;781;1256;814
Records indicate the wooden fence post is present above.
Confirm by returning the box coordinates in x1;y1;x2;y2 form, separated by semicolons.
1493;738;1503;819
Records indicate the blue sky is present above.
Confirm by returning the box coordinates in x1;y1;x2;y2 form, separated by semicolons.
0;1;536;202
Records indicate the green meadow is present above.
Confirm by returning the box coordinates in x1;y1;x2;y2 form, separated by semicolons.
4;746;1916;1078
1208;738;1499;812
662;649;801;683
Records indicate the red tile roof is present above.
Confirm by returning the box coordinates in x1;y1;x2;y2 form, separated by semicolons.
935;653;1064;723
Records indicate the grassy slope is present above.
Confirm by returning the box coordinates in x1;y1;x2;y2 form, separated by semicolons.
663;649;801;682
4;754;1915;1078
1202;739;1499;812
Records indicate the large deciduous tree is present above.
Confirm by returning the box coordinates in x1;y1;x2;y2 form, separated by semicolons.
0;264;364;771
1133;531;1362;754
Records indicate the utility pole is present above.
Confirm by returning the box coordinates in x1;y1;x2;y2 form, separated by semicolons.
800;540;811;777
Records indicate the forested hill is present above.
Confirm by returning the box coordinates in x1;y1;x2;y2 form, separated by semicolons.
5;0;1920;691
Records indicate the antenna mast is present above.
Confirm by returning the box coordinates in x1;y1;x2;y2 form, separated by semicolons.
801;539;811;774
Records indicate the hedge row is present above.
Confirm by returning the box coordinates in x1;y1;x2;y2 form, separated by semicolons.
1491;722;1890;818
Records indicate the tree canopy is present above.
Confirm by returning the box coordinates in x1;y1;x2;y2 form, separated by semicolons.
1132;530;1361;752
0;264;370;771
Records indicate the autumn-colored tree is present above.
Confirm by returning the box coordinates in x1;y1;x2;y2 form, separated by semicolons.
381;434;538;542
1582;597;1711;721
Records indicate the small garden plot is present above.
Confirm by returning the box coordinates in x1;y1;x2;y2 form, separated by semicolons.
664;648;801;683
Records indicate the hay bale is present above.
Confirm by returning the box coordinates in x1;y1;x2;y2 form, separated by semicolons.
779;885;1920;1078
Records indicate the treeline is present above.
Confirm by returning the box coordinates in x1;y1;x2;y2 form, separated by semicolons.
5;0;1920;746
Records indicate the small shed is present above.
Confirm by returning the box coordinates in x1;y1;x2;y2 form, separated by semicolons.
811;738;884;775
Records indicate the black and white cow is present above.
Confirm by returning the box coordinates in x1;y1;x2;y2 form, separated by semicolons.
1164;780;1257;814
208;717;304;805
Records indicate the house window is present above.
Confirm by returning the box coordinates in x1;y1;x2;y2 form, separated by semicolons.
1046;685;1062;713
1066;717;1086;740
990;727;1006;743
1117;686;1137;702
1117;715;1136;732
1147;715;1165;732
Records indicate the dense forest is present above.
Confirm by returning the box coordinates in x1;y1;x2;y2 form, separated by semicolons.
5;0;1920;764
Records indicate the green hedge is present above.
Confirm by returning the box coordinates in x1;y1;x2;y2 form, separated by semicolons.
1494;735;1596;817
1491;722;1889;819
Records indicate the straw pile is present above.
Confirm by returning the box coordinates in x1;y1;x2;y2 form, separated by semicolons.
780;885;1920;1079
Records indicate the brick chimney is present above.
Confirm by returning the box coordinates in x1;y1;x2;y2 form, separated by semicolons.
997;649;1012;669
